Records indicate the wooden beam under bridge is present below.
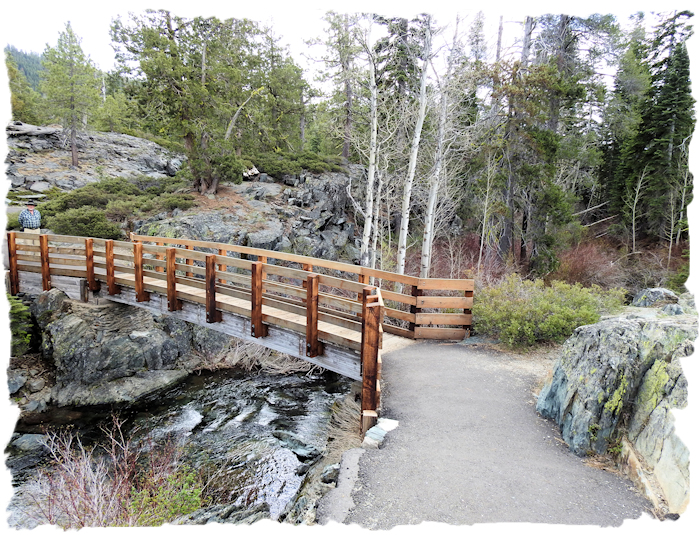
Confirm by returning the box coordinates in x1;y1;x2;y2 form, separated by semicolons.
94;283;363;381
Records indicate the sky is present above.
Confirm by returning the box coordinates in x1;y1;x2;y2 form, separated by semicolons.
0;1;699;533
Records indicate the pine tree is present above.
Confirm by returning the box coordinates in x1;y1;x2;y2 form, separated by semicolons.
40;22;100;166
616;11;695;241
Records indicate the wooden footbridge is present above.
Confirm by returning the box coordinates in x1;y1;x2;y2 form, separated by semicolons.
5;231;473;432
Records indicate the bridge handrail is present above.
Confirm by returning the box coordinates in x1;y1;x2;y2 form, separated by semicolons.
7;231;473;340
131;233;473;339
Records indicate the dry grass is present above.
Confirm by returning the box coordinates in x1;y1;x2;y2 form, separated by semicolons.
325;395;363;457
195;338;322;376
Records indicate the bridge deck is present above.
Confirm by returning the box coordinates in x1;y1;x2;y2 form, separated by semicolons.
117;273;363;351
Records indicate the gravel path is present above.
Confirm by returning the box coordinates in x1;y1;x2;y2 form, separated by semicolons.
318;340;653;528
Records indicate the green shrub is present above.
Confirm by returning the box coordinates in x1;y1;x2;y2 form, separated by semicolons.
104;199;143;221
8;293;33;356
127;468;202;526
156;193;195;212
667;249;690;294
48;207;123;239
250;150;343;178
473;274;626;348
6;212;20;230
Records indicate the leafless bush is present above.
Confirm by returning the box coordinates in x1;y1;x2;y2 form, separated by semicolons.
549;241;626;289
12;417;202;529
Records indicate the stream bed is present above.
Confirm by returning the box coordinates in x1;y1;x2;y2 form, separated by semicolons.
6;367;352;526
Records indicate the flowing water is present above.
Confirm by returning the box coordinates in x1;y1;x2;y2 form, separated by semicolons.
7;367;352;525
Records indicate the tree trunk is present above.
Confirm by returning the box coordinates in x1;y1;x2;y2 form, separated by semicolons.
70;125;78;167
342;15;353;160
360;60;379;268
420;21;457;278
396;19;432;276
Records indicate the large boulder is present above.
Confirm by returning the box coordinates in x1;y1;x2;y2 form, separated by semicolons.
630;287;679;307
536;305;695;514
6;123;186;192
27;290;231;407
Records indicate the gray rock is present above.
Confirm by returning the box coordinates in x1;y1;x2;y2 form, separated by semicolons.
537;314;695;514
166;158;183;176
11;434;47;452
23;399;48;413
8;370;27;395
174;503;269;525
537;316;696;456
321;463;341;484
247;221;284;250
29;288;70;329
29;181;52;192
55;370;189;406
631;287;679;307
26;378;46;393
662;303;684;315
191;324;231;357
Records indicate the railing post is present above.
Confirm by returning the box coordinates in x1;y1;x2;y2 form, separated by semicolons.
409;285;422;335
301;263;312;303
167;248;182;312
464;288;473;337
155;242;164;272
306;273;321;357
105;239;120;295
250;261;267;337
259;255;267;292
39;234;51;291
7;232;19;295
218;248;226;284
134;242;150;302
205;254;221;322
357;273;370;317
361;287;380;435
84;238;100;291
185;244;193;277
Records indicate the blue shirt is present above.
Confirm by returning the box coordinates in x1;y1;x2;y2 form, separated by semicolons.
18;208;41;229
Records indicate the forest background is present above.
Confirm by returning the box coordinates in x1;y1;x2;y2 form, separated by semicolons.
1;1;699;532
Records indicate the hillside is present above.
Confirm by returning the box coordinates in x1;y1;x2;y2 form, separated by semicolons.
5;123;362;263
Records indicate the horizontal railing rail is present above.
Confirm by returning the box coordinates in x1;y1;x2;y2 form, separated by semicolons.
130;233;473;339
6;231;473;340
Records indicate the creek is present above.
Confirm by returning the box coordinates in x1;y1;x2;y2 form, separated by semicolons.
7;367;352;526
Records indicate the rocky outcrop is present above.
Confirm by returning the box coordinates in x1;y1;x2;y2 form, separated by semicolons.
136;168;362;263
6;122;184;192
18;289;234;408
536;291;695;514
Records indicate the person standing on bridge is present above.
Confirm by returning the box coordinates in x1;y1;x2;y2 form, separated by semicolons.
18;200;42;256
18;201;41;234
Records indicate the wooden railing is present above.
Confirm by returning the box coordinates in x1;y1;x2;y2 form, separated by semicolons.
130;233;474;340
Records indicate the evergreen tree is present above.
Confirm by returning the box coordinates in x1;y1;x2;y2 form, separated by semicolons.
5;50;42;123
600;15;651;215
616;11;694;241
4;45;43;89
40;22;101;166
